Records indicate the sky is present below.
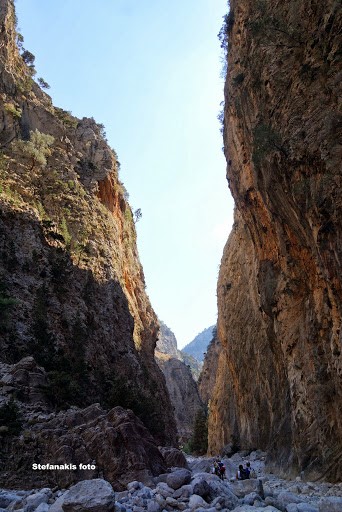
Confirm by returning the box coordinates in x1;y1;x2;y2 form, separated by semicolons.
15;0;234;349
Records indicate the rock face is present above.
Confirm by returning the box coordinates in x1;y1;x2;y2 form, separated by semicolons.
0;0;177;485
0;366;167;490
156;322;204;443
156;321;180;359
208;0;342;482
198;332;220;405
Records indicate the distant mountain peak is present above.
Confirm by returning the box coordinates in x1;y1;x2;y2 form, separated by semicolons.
182;325;216;362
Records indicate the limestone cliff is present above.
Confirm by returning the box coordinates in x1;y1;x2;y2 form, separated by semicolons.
0;0;177;485
198;330;220;406
209;0;342;482
156;322;204;443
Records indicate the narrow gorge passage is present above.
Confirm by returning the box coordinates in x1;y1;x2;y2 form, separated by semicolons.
0;0;341;507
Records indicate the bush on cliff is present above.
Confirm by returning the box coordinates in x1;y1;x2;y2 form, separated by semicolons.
0;399;22;437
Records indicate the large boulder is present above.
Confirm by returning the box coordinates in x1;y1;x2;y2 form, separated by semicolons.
187;458;214;475
231;478;264;499
273;491;306;512
188;495;208;510
159;447;189;469
166;469;192;490
1;405;166;490
61;479;115;512
192;480;211;500
191;473;238;509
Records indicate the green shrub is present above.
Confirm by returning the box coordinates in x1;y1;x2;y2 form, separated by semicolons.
0;399;22;436
187;408;208;455
103;375;165;437
11;129;54;170
37;77;50;90
4;102;22;118
0;281;18;331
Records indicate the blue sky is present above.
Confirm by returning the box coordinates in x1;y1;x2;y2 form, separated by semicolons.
16;0;234;348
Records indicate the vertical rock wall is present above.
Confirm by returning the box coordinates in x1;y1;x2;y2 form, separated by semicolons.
209;0;342;481
0;0;176;454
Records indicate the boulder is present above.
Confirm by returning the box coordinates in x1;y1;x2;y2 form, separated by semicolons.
155;482;174;498
2;405;166;490
61;479;115;512
49;496;65;512
187;458;214;475
298;504;319;512
192;480;211;500
274;491;304;511
191;473;238;509
166;469;192;490
0;492;22;509
242;492;262;505
318;497;342;511
159;448;189;469
24;489;52;512
147;501;160;512
231;478;264;499
173;485;193;499
35;504;50;512
188;495;207;510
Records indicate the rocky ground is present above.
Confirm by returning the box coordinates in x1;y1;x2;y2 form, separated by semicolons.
1;452;342;512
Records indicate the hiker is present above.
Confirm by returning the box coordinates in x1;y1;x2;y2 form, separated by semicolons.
218;461;226;480
236;464;248;480
213;460;220;476
246;461;257;478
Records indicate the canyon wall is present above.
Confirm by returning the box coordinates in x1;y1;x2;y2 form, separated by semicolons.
156;322;204;443
209;0;342;481
0;0;177;487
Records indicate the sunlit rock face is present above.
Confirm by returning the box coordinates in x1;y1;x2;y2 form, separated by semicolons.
156;322;204;444
209;0;342;482
0;0;177;486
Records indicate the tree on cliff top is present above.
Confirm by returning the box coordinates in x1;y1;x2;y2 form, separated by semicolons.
11;129;54;170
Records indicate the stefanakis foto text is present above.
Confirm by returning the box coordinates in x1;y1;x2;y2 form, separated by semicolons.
32;463;96;470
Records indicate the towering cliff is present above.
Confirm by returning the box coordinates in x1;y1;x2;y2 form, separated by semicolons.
209;0;342;481
0;0;177;487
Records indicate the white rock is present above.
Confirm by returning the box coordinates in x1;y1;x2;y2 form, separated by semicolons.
188;495;208;510
155;483;174;499
61;479;115;512
48;496;64;512
34;504;50;512
24;490;52;512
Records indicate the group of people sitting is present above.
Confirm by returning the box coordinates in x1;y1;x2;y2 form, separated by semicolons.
236;461;256;480
213;459;257;481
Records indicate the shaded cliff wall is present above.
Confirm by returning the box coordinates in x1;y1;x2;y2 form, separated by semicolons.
209;0;342;481
0;0;176;446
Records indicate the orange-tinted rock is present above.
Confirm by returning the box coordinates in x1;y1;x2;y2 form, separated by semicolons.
209;0;342;481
